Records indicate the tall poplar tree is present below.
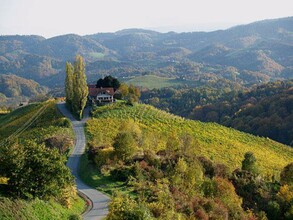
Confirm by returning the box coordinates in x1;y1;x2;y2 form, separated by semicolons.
72;55;88;119
65;62;74;108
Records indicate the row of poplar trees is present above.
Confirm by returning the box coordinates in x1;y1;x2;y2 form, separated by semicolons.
65;55;88;119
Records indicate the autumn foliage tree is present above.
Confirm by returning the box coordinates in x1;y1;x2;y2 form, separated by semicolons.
118;83;140;105
113;131;138;161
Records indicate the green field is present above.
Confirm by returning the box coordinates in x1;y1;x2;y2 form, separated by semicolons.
124;75;194;89
86;103;292;177
89;52;105;59
0;197;85;220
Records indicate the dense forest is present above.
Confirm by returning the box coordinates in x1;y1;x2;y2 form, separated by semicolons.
141;80;293;146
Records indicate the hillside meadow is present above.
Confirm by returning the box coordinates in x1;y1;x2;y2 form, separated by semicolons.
123;75;195;89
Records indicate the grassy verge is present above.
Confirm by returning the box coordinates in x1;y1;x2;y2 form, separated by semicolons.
78;154;132;196
0;196;85;220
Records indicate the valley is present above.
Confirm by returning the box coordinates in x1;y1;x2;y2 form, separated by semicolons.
0;15;293;220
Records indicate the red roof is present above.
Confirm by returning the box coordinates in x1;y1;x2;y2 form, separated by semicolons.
88;85;115;97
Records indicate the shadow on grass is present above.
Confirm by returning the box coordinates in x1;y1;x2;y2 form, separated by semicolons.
78;154;132;196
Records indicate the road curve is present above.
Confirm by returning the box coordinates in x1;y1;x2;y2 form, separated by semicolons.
57;103;110;220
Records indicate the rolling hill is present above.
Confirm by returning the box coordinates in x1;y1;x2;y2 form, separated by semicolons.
189;80;293;146
0;16;292;91
141;80;293;146
0;74;48;107
87;103;292;177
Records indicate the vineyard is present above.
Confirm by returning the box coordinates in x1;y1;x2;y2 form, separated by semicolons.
87;103;293;177
0;100;74;146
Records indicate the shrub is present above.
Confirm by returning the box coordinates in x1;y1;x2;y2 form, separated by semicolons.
113;132;138;161
280;163;293;185
107;192;152;220
197;156;215;178
242;152;258;174
44;134;73;154
94;148;114;168
58;118;72;128
69;214;81;220
110;165;134;182
201;179;217;197
267;201;281;219
214;163;230;178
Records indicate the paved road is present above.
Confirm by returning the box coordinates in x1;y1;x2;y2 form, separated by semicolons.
57;103;110;220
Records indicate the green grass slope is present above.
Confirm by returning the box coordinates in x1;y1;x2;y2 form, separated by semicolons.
0;100;85;219
87;103;293;177
0;100;73;145
0;197;85;220
124;75;194;89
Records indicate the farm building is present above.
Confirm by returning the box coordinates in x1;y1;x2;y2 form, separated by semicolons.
88;85;115;104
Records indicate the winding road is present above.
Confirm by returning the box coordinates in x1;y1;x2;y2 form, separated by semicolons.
57;103;109;220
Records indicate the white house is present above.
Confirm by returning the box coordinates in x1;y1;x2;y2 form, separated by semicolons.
88;85;115;104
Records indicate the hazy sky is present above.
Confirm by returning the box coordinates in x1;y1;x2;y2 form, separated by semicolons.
0;0;292;38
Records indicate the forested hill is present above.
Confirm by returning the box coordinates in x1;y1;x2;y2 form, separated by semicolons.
0;16;292;88
190;80;293;146
141;80;293;146
0;74;48;107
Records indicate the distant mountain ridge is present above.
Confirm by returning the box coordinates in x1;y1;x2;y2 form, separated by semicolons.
0;16;292;88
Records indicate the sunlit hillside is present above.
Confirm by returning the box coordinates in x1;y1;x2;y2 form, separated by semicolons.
87;103;293;177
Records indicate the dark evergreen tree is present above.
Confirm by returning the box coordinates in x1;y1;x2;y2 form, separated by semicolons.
96;75;120;90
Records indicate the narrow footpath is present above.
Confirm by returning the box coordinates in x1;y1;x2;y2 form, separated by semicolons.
57;103;109;220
